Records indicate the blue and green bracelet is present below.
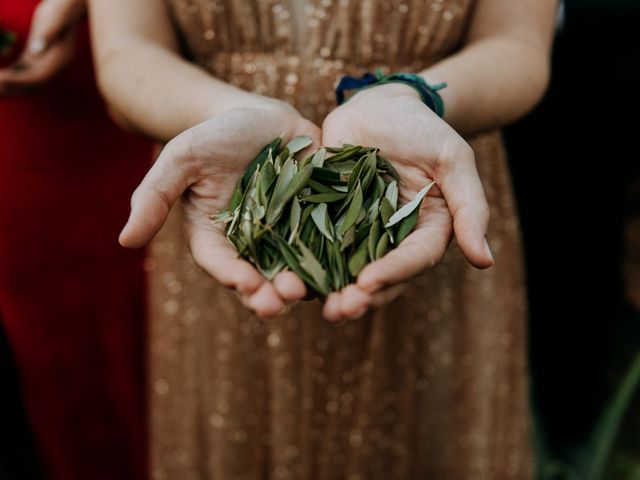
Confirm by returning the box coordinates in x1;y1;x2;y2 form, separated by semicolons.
335;68;447;117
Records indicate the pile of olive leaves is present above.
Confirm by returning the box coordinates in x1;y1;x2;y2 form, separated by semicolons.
212;135;434;295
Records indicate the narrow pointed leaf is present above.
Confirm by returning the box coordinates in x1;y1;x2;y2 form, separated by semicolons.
348;238;369;277
395;207;419;244
312;167;345;185
380;197;395;226
297;240;330;295
308;179;336;194
286;135;313;154
310;203;334;242
301;192;347;203
368;219;381;260
375;232;390;259
340;225;356;251
288;197;301;243
339;182;363;236
385;180;398;210
241;137;281;189
311;147;326;167
385;181;435;228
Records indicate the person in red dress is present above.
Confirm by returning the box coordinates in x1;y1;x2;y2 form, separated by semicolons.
0;0;150;478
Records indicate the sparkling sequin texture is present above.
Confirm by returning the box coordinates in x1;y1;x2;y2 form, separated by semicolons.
150;0;533;478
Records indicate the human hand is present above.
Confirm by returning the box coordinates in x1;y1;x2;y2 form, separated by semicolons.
120;101;322;318
0;0;85;95
321;83;494;321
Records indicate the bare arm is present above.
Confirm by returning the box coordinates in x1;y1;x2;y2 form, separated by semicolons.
421;0;557;135
320;0;556;320
88;0;324;317
88;0;261;141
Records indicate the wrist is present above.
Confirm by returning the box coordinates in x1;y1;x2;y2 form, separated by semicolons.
336;70;446;117
204;92;297;121
351;81;422;102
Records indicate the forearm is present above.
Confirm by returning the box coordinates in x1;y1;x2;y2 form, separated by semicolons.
88;0;262;142
420;36;550;136
93;40;258;141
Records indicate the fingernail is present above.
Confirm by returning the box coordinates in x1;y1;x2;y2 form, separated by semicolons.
483;237;494;263
29;38;46;54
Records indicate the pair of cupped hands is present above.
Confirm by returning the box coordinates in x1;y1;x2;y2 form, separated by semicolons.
121;83;495;322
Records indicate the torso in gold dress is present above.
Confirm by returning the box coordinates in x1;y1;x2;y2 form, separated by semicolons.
149;0;533;478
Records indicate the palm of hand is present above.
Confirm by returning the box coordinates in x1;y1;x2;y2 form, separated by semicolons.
320;87;492;320
120;106;322;318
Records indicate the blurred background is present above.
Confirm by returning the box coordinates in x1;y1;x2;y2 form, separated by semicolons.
1;0;639;479
504;0;640;478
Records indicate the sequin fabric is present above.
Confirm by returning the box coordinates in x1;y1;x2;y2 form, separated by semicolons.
149;0;533;478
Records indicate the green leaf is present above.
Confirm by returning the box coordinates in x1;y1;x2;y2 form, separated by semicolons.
241;137;281;189
385;181;435;228
385;180;398;210
380;197;395;226
266;162;313;224
210;210;234;225
376;153;400;180
286;135;313;154
359;150;378;193
368;219;381;260
580;352;640;480
228;182;244;212
375;232;390;259
367;198;380;224
310;203;334;242
259;259;286;280
339;181;363;236
311;167;346;185
326;145;362;163
370;174;385;203
333;160;357;174
307;179;335;194
348;237;369;277
301;192;347;203
347;154;366;192
259;158;276;197
311;147;326;167
355;222;371;245
340;224;356;251
297;240;330;295
273;233;320;291
300;203;314;226
288;197;301;243
395;207;418;244
327;240;345;290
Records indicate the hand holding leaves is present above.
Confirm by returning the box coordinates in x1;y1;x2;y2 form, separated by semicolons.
321;82;494;321
215;138;433;300
119;104;321;318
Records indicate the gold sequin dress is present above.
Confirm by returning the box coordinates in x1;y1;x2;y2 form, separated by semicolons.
149;0;533;478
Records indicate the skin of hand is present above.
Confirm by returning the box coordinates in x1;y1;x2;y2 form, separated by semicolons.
320;83;494;322
0;0;85;95
119;101;322;319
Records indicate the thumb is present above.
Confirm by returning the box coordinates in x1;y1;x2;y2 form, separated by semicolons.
437;144;494;269
26;0;84;55
119;143;194;248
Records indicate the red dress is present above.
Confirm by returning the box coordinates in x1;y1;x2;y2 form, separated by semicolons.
0;2;150;479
